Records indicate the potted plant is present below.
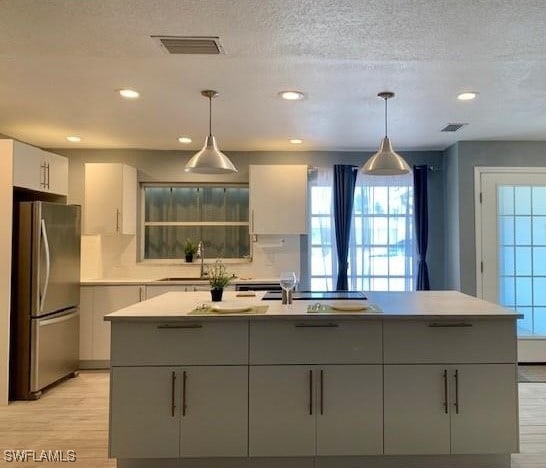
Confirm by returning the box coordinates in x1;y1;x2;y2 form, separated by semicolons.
208;260;232;302
183;239;197;263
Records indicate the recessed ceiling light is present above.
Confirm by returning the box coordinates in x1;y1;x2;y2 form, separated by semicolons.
66;136;81;142
289;138;303;144
279;91;305;101
457;91;478;101
119;89;140;99
178;137;192;144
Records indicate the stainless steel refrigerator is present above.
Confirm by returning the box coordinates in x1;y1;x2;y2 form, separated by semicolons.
10;201;81;400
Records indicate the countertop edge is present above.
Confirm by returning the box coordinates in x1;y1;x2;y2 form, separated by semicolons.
81;278;280;286
105;313;522;322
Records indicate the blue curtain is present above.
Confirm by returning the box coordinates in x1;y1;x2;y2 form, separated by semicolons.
413;165;430;290
333;165;357;290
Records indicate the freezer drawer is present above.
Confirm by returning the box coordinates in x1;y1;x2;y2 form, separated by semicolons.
31;308;79;392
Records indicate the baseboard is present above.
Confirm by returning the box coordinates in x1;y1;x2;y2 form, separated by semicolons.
117;454;511;468
79;360;110;370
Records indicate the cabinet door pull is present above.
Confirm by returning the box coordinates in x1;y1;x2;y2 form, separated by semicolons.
139;286;144;302
428;322;473;328
40;162;46;188
46;162;50;189
251;209;255;233
309;369;313;415
182;371;188;416
443;369;448;414
295;323;339;328
157;323;203;329
320;369;324;415
454;369;459;414
171;371;176;417
115;209;120;232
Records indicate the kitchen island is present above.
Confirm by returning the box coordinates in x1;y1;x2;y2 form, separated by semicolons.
105;290;521;468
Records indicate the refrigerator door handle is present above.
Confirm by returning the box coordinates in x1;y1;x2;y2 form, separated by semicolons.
39;219;51;314
38;309;79;327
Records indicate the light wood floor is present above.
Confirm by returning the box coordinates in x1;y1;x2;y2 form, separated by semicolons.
0;371;115;468
0;371;545;467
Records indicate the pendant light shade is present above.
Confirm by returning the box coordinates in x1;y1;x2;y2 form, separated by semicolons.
184;90;237;174
361;91;411;176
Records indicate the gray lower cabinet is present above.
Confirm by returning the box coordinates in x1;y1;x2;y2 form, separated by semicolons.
384;364;518;455
110;365;248;458
249;365;315;457
110;366;179;458
249;364;383;457
316;364;383;456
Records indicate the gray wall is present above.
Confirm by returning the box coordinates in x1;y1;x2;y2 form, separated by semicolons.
51;147;446;289
445;141;546;296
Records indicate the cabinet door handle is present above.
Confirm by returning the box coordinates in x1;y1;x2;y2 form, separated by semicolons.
443;369;448;414
428;322;473;328
46;162;50;189
139;286;144;302
115;209;120;232
182;371;188;416
157;323;203;329
251;209;254;233
40;162;46;188
295;323;339;328
309;369;313;415
171;371;176;417
454;370;459;414
320;369;324;415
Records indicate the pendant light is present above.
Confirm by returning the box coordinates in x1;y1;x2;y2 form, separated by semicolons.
184;90;237;173
361;91;411;176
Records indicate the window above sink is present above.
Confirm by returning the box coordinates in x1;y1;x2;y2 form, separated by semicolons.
140;183;250;262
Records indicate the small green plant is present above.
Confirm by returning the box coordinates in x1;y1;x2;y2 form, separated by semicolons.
183;239;198;256
208;260;232;289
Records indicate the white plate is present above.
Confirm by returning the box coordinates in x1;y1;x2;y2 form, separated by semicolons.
329;302;370;311
210;302;253;313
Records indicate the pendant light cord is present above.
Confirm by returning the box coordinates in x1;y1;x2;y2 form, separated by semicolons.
384;97;388;138
208;96;212;137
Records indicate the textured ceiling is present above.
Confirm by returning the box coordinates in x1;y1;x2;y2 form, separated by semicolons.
0;0;545;151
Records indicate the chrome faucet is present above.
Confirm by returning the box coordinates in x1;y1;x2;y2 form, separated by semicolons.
196;241;206;278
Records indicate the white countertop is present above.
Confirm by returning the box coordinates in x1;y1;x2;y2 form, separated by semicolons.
104;290;522;321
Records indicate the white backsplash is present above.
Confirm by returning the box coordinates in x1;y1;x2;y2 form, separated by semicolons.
80;234;302;281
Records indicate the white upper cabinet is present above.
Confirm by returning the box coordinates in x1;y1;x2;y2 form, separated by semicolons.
84;163;137;235
249;164;308;234
11;140;68;195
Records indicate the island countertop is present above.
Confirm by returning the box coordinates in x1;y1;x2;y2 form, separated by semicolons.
104;290;522;321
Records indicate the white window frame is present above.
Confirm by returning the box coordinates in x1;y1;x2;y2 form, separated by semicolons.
309;172;414;291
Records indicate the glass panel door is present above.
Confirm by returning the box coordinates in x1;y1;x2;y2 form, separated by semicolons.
480;171;546;361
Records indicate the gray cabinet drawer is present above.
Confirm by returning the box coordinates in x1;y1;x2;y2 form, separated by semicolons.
250;320;382;364
383;319;516;364
111;321;248;366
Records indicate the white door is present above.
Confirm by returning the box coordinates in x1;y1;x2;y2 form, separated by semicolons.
180;366;248;457
450;364;518;454
110;366;180;458
478;169;546;361
383;364;450;454
249;365;316;457
316;365;382;456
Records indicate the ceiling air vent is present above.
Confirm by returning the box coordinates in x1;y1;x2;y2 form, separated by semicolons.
151;36;224;55
441;123;467;132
